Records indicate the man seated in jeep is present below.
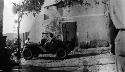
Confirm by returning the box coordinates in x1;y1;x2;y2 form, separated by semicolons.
40;32;57;51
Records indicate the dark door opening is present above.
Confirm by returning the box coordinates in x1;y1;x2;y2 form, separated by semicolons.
62;21;78;47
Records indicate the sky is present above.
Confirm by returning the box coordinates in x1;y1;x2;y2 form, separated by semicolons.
3;0;17;34
3;0;61;34
3;0;35;34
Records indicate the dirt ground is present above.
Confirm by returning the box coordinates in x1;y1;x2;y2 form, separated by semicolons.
3;47;125;72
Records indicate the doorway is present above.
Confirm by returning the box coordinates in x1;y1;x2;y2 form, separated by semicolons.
62;21;78;46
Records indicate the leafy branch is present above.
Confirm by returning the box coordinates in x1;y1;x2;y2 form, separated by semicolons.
13;0;86;13
13;0;44;17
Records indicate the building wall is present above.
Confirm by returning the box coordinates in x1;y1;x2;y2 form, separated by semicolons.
28;15;44;43
0;0;6;49
62;0;111;45
0;0;4;36
28;0;120;47
28;0;112;45
29;6;61;43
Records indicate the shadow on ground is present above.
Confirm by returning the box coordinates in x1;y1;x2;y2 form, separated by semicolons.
2;65;71;72
36;52;100;60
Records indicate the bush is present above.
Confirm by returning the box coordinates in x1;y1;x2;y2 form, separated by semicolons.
80;39;109;49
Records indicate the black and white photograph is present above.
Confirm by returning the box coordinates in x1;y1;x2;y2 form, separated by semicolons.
0;0;125;72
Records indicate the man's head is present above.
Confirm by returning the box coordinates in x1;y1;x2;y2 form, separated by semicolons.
42;32;54;38
49;33;53;38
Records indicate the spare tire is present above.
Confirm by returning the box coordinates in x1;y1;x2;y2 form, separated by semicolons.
56;48;67;59
22;48;33;60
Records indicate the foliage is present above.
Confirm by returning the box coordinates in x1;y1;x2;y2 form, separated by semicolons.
13;0;108;17
13;0;109;14
13;0;87;15
62;0;84;7
13;0;44;16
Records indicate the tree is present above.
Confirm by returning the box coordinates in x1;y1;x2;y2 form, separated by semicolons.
12;0;87;16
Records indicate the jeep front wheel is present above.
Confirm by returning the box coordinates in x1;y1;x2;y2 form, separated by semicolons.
56;48;67;59
22;48;33;60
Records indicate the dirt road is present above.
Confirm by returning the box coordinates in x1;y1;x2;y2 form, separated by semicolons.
10;46;117;72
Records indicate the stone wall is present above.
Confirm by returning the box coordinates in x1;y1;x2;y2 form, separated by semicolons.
61;0;112;47
28;0;117;47
30;0;112;47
